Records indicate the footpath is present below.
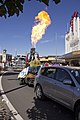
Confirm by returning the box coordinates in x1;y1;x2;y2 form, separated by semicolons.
0;96;14;120
0;71;17;120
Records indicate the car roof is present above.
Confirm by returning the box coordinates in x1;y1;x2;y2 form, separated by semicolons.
41;65;80;70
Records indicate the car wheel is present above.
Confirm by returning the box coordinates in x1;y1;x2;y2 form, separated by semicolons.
19;78;25;85
36;85;45;100
24;78;28;85
28;81;31;86
75;105;80;120
27;79;31;85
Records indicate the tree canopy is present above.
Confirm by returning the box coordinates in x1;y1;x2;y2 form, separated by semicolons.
0;0;61;18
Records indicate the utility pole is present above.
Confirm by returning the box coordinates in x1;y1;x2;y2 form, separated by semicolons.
15;48;17;57
55;33;57;63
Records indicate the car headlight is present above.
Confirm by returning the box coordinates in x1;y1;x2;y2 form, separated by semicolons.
18;72;25;78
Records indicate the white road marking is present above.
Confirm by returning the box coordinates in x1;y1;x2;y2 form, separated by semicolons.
0;76;24;120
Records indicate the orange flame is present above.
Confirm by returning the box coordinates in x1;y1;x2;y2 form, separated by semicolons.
31;10;51;47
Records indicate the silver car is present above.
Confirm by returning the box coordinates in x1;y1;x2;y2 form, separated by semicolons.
34;65;80;120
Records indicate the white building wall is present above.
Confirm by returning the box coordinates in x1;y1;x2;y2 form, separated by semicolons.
65;13;80;54
77;18;80;49
73;17;76;39
65;32;70;54
77;17;80;39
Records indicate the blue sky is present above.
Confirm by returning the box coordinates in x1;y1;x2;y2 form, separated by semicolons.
0;0;80;56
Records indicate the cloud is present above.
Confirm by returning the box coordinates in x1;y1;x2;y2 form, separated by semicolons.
40;40;52;44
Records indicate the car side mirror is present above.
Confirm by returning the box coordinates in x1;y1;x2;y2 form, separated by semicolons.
63;79;73;85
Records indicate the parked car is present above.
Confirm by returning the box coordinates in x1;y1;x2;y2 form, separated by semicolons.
18;66;40;85
34;65;80;120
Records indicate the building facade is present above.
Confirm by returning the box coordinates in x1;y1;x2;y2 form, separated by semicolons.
65;11;80;53
0;49;12;63
12;54;26;69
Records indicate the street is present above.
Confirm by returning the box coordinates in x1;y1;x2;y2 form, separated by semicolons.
1;73;74;120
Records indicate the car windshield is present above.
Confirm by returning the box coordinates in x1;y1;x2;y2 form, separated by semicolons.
69;68;80;84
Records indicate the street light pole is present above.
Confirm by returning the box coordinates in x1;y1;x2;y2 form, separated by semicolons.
55;33;57;63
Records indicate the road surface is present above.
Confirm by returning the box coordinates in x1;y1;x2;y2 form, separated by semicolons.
1;73;74;120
